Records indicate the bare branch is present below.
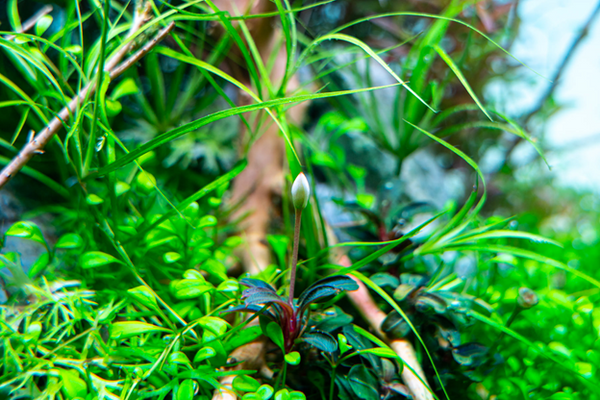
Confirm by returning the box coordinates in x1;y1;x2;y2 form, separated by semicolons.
502;0;600;167
0;14;175;190
109;22;176;80
524;0;600;123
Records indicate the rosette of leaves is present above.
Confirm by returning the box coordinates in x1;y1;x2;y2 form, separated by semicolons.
227;275;358;352
375;272;495;382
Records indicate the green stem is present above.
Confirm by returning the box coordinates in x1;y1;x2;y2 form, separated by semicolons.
83;0;110;176
329;366;337;400
276;359;288;391
288;208;302;306
489;306;522;353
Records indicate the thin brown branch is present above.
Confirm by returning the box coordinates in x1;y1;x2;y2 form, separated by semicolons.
0;14;174;190
109;22;176;80
501;0;600;166
524;0;600;123
5;5;53;41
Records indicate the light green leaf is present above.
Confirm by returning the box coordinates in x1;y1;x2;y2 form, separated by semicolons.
115;181;131;196
275;389;291;400
199;316;230;336
55;233;83;249
81;251;122;269
172;279;213;299
338;333;352;354
290;391;306;400
29;252;49;277
35;15;53;36
110;321;170;339
177;379;195;400
285;351;301;365
58;369;87;399
163;252;182;264
111;77;139;100
86;194;104;205
217;279;240;292
257;384;274;400
106;99;122;117
194;347;217;364
433;44;491;121
233;375;261;392
169;351;192;367
198;215;217;228
5;221;46;246
127;286;159;312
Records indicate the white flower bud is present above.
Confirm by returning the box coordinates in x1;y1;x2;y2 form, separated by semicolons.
291;172;310;210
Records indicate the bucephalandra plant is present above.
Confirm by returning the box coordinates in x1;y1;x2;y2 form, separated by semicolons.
227;173;358;354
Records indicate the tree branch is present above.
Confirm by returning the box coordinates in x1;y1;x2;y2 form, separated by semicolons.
0;13;174;190
502;0;600;164
523;0;600;123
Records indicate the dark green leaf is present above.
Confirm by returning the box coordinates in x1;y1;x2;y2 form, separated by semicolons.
382;311;411;339
347;365;379;400
265;322;285;351
451;343;488;367
371;273;400;289
301;330;337;352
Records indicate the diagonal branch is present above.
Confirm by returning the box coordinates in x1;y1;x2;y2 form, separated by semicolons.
0;11;175;190
501;0;600;167
523;0;600;123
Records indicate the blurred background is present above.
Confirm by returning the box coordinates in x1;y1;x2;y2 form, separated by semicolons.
488;0;600;191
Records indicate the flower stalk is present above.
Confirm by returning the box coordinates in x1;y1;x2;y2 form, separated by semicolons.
288;173;310;305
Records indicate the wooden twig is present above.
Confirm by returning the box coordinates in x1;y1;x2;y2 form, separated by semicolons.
5;5;53;41
524;0;600;123
501;0;600;164
109;22;176;80
0;13;174;190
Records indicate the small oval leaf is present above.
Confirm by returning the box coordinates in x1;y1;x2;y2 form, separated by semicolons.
109;321;170;339
55;233;83;249
285;351;301;365
177;379;195;400
193;347;217;364
127;286;159;312
233;375;261;392
81;251;121;269
5;221;46;245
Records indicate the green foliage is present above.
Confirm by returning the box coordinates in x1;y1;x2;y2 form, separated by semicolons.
1;0;598;399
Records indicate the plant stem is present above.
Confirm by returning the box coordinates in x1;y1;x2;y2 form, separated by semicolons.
489;306;522;354
288;208;302;306
329;366;337;400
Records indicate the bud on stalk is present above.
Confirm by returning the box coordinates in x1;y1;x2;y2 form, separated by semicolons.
289;173;310;305
291;172;310;210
